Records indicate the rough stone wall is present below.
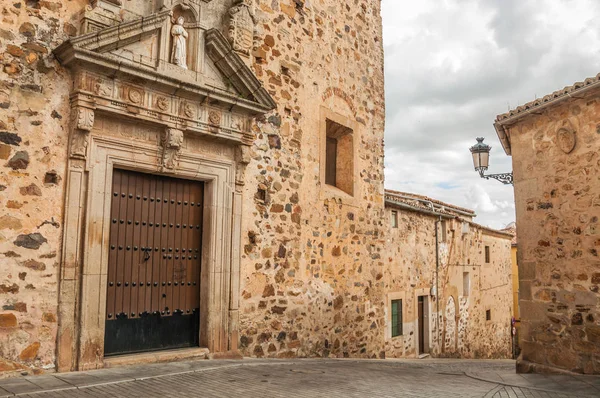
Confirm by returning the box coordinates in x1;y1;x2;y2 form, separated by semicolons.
383;209;513;359
238;0;386;359
509;95;600;374
0;0;85;374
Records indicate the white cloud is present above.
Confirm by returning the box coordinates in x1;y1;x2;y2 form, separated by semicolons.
382;0;600;229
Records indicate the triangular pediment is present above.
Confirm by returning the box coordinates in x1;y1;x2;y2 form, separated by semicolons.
53;11;275;115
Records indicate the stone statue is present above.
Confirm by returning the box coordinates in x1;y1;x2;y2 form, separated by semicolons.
171;16;188;69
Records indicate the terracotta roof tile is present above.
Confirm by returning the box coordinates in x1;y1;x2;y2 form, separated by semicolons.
495;72;600;123
384;189;475;215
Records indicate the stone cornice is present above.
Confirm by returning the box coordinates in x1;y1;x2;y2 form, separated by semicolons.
69;71;256;146
205;29;276;110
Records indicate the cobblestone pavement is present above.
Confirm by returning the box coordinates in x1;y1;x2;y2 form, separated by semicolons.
1;358;599;398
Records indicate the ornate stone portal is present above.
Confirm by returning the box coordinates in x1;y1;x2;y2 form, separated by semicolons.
53;0;275;371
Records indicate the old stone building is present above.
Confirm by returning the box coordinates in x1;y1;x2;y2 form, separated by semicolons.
0;0;513;376
384;191;513;359
494;74;600;373
0;0;385;374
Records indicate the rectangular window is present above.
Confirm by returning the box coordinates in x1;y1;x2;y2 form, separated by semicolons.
324;119;354;196
486;309;491;321
485;246;490;263
463;272;470;296
391;299;403;337
391;210;398;228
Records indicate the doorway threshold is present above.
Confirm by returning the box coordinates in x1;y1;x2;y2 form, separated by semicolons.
418;354;430;359
104;347;210;368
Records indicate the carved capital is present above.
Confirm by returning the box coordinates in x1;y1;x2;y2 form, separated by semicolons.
69;107;95;159
235;145;251;188
74;107;95;132
161;128;184;171
70;130;90;160
237;145;251;165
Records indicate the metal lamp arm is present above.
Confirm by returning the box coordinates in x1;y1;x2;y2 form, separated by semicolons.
480;171;513;185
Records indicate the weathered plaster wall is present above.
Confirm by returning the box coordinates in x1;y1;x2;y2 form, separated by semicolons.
509;95;600;374
383;209;513;359
0;0;86;374
237;0;386;359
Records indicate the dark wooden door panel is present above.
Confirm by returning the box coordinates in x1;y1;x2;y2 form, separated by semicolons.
105;169;203;356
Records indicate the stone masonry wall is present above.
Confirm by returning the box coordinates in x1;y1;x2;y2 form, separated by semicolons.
383;209;513;359
237;0;386;359
510;94;600;374
0;0;85;374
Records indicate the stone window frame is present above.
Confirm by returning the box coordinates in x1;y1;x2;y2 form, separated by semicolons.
485;245;491;263
319;107;359;203
386;292;406;341
57;119;242;371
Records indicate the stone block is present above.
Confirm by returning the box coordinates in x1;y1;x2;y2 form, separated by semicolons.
519;261;537;280
14;233;47;249
19;342;40;361
0;313;18;328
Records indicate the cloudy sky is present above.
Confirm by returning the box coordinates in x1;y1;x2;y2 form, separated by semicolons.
381;0;600;229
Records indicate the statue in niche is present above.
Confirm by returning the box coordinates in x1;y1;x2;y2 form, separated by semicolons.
171;16;188;69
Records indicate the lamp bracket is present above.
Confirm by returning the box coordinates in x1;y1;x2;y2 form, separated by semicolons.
478;169;513;185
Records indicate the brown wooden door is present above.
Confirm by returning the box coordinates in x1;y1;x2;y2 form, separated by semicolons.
104;169;204;356
418;296;424;354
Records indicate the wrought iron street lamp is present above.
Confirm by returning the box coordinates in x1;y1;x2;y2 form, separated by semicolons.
469;137;513;185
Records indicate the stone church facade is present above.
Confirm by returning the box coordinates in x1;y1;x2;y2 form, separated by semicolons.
495;74;600;374
0;0;513;376
0;0;386;373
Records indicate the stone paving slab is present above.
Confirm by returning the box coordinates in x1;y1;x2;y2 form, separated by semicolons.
0;358;598;397
466;370;600;397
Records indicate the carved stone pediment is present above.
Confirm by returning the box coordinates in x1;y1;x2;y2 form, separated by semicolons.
54;5;275;155
54;10;275;117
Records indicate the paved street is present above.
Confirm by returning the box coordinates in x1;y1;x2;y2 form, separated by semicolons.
1;358;599;398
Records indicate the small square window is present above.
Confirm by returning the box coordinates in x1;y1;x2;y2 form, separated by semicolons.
391;210;398;228
485;246;490;263
486;309;491;321
391;299;403;337
324;119;354;196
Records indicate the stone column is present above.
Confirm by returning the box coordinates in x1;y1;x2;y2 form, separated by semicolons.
56;106;95;371
228;145;250;351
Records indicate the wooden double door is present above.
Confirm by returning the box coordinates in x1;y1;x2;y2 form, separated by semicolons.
104;169;204;356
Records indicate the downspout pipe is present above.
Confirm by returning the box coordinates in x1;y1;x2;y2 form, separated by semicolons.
435;216;441;353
